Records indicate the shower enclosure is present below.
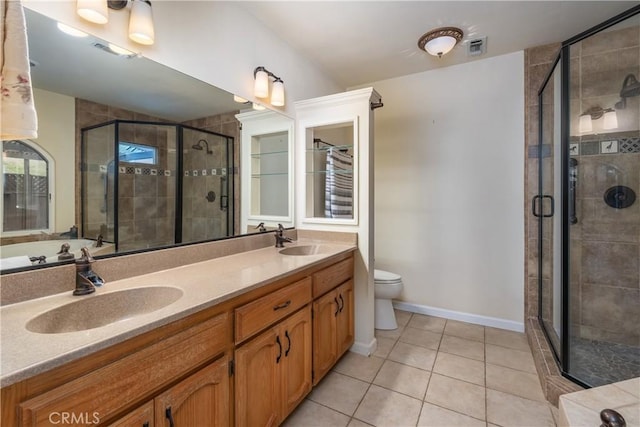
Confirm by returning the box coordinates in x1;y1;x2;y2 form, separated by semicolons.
536;6;639;387
81;120;234;253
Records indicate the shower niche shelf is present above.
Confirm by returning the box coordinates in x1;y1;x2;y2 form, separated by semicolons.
236;110;294;233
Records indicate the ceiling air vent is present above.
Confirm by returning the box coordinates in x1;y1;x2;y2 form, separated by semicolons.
467;37;487;57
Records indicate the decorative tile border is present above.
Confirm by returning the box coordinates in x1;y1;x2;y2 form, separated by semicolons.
530;137;640;158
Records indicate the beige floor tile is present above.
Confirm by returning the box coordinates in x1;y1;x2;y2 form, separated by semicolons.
308;372;370;416
614;378;640;398
486;363;546;402
353;384;422;426
347;418;373;427
282;399;350;427
375;325;405;341
486;343;536;374
562;383;638;410
333;351;385;383
372;337;396;359
399;326;442;350
387;341;437;371
408;314;447;333
373;360;431;399
439;334;485;361
424;373;486;420
418;402;486;427
487;389;555;426
395;309;412;327
432;352;485;386
485;327;530;351
444;319;485;342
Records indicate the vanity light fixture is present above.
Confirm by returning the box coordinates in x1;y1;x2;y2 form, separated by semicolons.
76;0;155;46
233;95;249;103
254;66;285;107
57;22;89;37
579;106;618;133
418;27;464;58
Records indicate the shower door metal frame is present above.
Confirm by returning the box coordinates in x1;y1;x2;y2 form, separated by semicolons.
81;120;236;253
536;4;640;388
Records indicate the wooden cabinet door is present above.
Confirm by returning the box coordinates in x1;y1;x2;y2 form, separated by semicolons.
336;280;355;358
154;356;230;427
108;401;154;427
312;290;338;385
280;306;312;418
235;326;281;427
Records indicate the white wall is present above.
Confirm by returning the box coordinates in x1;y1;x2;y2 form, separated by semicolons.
23;1;343;116
370;52;525;327
32;88;75;233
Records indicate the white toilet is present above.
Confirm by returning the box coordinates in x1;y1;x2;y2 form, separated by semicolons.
374;269;404;330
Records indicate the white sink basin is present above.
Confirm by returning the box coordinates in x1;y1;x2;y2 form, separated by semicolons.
278;245;333;256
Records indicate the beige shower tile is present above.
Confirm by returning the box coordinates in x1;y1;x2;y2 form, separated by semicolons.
439;335;485;361
425;374;486;420
373;360;431;399
486;343;537;374
485;327;530;351
418;402;486;427
433;352;485;386
444;320;485;342
399;327;442;350
282;399;350;427
486;364;546;402
408;314;447;333
387;341;437;371
333;351;384;383
487;389;555;427
353;385;422;427
308;372;369;416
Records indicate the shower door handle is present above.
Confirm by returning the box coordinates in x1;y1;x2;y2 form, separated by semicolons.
219;176;228;212
532;195;554;218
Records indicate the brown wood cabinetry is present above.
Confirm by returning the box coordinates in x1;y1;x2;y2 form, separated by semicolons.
235;305;312;426
154;356;230;427
312;279;354;385
2;251;354;427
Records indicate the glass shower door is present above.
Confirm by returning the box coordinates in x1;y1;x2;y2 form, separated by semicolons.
538;58;564;361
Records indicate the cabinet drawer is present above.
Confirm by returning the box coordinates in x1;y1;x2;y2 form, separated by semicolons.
235;278;312;344
18;312;230;427
312;257;354;298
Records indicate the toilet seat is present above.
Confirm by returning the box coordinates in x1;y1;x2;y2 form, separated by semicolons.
374;269;402;283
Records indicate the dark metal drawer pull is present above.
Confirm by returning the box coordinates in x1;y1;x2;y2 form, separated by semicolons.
273;300;291;311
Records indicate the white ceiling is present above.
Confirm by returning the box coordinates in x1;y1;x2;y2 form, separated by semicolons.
239;1;638;87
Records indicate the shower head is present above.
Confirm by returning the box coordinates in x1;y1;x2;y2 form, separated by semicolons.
192;139;213;154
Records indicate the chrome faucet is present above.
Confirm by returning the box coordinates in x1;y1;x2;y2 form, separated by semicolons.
74;247;105;296
275;224;293;248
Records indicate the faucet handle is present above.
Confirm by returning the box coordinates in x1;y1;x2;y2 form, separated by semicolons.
78;247;95;263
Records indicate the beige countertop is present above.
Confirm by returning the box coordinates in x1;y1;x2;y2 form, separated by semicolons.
0;240;356;388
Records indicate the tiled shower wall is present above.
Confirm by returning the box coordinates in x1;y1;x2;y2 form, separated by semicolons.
568;25;640;347
75;100;241;250
525;23;640;403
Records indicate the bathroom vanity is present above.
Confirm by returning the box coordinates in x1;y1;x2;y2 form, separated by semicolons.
0;241;355;426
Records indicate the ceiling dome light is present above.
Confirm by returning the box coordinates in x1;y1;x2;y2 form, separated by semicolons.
418;27;463;58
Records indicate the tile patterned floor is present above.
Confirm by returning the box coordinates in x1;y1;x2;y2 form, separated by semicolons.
283;310;559;427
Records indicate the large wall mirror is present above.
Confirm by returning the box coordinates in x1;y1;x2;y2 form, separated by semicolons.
0;9;293;273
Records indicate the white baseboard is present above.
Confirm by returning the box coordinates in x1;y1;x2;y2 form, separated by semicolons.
350;337;378;356
393;301;524;333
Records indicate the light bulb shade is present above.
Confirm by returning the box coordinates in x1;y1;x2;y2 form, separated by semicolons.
129;0;155;45
271;79;285;106
425;36;457;57
254;69;269;99
603;110;618;130
77;0;109;24
579;114;593;133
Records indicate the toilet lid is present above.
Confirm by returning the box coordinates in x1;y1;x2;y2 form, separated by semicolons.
374;269;402;282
